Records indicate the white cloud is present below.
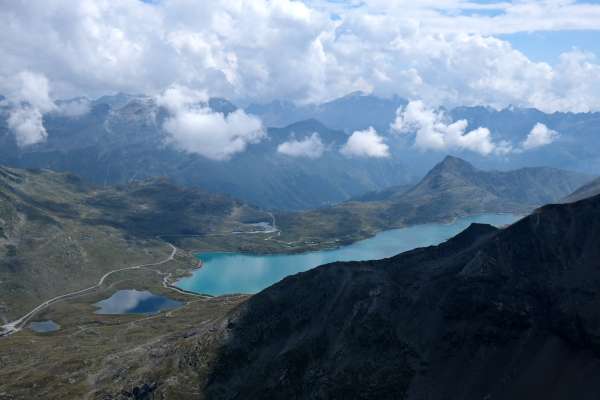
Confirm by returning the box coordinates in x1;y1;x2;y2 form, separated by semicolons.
391;100;502;156
6;71;56;113
7;106;47;147
277;132;325;159
0;1;600;111
156;84;208;112
1;71;56;146
521;123;559;150
157;85;264;161
311;1;600;36
392;105;559;155
54;98;91;117
340;127;389;158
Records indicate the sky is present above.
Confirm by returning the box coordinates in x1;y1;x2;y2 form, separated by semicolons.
0;0;599;152
0;0;599;111
501;30;600;64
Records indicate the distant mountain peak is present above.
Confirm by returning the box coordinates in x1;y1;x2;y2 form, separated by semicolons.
440;154;472;165
430;155;477;175
340;90;367;98
395;155;591;224
282;118;329;132
271;118;348;144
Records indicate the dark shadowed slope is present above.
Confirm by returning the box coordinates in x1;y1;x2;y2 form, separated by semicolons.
204;194;600;400
564;176;600;203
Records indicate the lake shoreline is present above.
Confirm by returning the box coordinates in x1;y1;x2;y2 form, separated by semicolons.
176;213;521;296
184;211;525;258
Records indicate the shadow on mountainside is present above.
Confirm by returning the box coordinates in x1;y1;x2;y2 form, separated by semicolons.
202;195;600;400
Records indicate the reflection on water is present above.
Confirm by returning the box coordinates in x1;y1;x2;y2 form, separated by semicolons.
176;213;520;296
29;320;60;333
94;289;183;315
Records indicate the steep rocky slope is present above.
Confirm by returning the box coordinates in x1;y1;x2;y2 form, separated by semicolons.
202;193;600;399
2;165;599;399
564;176;600;203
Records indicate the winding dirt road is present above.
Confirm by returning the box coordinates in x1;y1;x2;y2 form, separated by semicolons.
1;215;282;338
0;244;177;338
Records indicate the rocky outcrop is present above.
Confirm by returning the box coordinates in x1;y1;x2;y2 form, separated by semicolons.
202;194;600;399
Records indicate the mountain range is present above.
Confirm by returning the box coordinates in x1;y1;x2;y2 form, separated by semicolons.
249;92;600;174
278;156;593;245
0;96;409;210
2;156;591;321
60;180;600;399
2;92;600;210
0;157;598;397
246;91;408;133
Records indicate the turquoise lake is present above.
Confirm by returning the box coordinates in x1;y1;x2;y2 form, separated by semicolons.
176;213;520;296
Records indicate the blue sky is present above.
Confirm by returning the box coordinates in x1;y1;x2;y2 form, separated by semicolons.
465;0;600;64
502;30;600;64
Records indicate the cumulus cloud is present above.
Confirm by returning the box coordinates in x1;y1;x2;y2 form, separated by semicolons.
277;132;325;159
1;71;57;146
156;85;264;161
7;107;47;147
340;127;389;158
391;101;506;156
1;1;600;111
521;123;559;150
5;71;56;112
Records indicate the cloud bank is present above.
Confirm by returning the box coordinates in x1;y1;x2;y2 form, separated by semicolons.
340;127;390;158
277;133;325;159
156;85;264;161
1;1;600;112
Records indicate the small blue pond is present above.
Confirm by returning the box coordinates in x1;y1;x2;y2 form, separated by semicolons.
94;289;183;315
29;320;60;333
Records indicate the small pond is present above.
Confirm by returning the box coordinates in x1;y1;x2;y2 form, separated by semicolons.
93;289;183;315
29;320;60;333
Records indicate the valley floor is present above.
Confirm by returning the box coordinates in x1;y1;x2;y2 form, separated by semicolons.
1;244;181;337
0;255;245;399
